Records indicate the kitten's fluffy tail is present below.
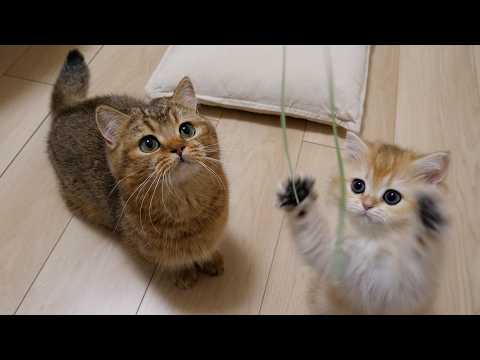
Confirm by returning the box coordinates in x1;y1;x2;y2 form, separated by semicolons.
51;49;90;115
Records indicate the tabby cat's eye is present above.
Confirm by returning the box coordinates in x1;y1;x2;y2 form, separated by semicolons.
383;189;402;205
179;122;196;139
351;179;366;194
139;135;160;153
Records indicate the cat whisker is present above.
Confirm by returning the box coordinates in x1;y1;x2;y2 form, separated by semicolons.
109;173;134;197
195;159;226;190
166;168;182;203
139;168;162;234
134;170;160;204
135;159;169;203
114;172;157;232
200;156;223;164
148;167;166;232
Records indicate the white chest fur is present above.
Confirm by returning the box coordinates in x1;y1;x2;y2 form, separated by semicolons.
337;229;436;314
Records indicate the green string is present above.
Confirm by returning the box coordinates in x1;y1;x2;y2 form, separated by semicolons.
325;47;347;281
280;45;346;281
280;46;300;205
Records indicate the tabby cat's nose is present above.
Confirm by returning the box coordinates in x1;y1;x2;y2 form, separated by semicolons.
171;146;186;158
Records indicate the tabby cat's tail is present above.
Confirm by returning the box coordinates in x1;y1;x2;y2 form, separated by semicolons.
51;49;90;115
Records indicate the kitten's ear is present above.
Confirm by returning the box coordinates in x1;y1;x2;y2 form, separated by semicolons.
345;131;369;161
412;151;450;185
95;105;130;148
172;76;197;111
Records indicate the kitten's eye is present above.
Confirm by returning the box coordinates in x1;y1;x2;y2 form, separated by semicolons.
383;190;402;205
179;122;196;139
351;179;366;194
139;135;160;153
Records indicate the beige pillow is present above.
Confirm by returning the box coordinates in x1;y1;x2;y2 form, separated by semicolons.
145;45;371;132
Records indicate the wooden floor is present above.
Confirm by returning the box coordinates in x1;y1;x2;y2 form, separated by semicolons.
0;45;478;314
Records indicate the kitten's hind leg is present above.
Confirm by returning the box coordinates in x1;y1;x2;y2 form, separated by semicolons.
195;250;224;277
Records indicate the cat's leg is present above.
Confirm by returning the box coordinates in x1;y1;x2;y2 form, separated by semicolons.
174;266;200;289
195;250;224;276
276;176;332;273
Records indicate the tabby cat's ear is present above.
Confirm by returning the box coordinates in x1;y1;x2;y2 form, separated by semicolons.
95;105;130;148
345;131;369;161
412;151;450;185
172;76;197;111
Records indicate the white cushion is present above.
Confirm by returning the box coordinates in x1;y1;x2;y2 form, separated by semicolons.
145;45;371;132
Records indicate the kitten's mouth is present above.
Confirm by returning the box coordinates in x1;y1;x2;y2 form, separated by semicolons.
353;210;375;223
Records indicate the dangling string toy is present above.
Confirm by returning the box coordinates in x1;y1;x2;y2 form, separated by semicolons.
279;45;347;281
280;46;300;205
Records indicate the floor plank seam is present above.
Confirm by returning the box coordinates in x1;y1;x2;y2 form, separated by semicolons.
0;111;51;179
391;46;400;144
2;45;31;76
88;45;105;67
393;47;403;146
258;120;307;314
469;46;480;101
1;46;105;180
13;216;74;314
302;139;339;150
135;265;158;315
2;74;53;86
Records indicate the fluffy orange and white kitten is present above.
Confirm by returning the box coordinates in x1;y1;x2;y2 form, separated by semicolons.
277;132;450;314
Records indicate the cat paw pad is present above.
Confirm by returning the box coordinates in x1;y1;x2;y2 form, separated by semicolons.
277;176;316;208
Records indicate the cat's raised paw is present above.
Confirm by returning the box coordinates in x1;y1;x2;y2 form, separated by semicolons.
277;176;316;208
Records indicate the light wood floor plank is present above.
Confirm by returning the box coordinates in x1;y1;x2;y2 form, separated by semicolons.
0;76;51;176
360;45;398;143
0;117;71;314
17;218;154;314
304;45;399;146
396;45;479;314
88;45;169;98
138;110;306;314
6;45;101;84
0;46;29;75
260;142;337;314
471;45;480;95
88;46;220;123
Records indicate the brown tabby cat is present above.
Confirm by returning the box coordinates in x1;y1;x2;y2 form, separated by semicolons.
48;50;229;289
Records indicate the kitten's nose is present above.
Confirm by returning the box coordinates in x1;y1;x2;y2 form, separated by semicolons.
362;198;375;210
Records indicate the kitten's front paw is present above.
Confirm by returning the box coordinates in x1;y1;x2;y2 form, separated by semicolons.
174;267;199;289
276;176;316;209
